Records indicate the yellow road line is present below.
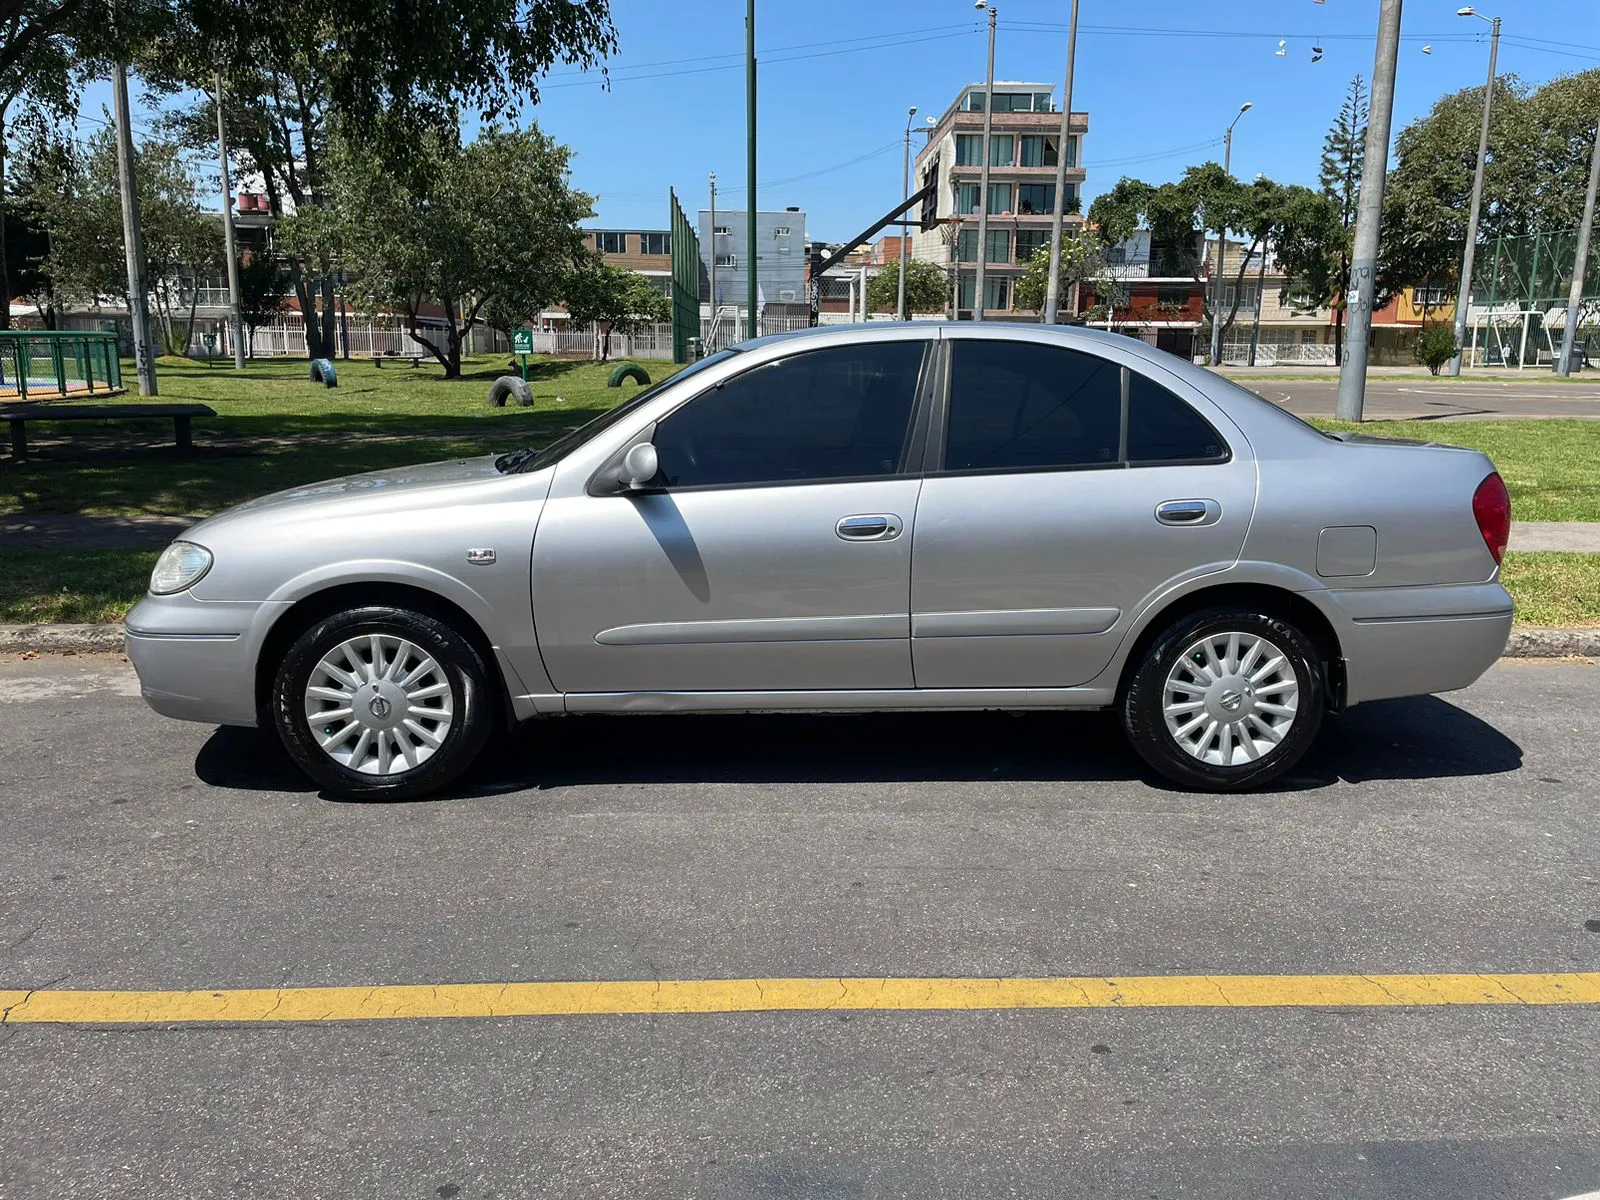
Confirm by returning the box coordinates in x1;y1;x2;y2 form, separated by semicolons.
2;972;1599;1025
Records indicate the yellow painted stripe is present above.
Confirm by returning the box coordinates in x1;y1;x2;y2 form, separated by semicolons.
2;973;1599;1025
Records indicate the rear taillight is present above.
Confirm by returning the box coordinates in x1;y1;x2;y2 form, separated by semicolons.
1472;471;1511;566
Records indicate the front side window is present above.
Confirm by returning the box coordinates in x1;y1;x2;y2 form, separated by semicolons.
652;341;927;489
945;342;1120;471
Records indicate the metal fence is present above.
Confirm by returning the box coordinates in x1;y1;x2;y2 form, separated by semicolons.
0;330;123;400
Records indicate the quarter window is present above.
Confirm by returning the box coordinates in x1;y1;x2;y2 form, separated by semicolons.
653;342;926;488
944;342;1121;471
1126;373;1227;463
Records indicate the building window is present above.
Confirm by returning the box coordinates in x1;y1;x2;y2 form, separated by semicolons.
596;231;627;254
1016;183;1055;215
954;181;981;214
1106;245;1127;266
1158;286;1189;306
773;226;790;237
1064;135;1080;167
956;229;977;264
969;91;1050;113
987;183;1012;214
957;229;1009;264
955;134;983;167
1019;135;1059;168
989;134;1015;167
1413;286;1450;307
1014;229;1049;262
639;232;670;256
1222;284;1259;310
713;225;730;236
716;254;737;268
1302;329;1320;345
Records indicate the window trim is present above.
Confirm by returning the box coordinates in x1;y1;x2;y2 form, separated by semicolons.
928;338;1232;477
626;339;939;495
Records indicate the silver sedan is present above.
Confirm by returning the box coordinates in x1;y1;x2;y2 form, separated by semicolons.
126;324;1514;797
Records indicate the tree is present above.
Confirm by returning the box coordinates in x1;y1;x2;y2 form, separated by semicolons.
864;256;947;315
1011;232;1099;315
328;124;592;377
562;259;671;360
1413;322;1459;375
26;125;219;352
1320;75;1367;365
235;252;289;357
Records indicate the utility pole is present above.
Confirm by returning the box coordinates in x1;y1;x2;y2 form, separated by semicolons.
112;58;157;396
708;172;717;345
973;1;997;321
1208;102;1252;367
745;0;758;335
1557;119;1600;377
1448;8;1500;376
1335;0;1404;422
1247;247;1269;365
214;72;246;369
1043;0;1080;324
897;105;918;321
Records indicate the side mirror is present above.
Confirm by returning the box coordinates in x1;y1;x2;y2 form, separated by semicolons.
619;442;659;491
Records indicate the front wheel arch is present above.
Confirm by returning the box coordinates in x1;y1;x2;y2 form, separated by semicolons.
254;582;512;730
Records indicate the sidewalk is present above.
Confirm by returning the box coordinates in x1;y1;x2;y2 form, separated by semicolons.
5;515;1600;553
1214;364;1600;380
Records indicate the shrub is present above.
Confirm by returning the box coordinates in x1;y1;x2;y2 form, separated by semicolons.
1414;323;1459;375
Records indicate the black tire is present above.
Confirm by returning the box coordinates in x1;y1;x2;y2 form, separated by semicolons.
271;606;496;800
487;375;533;408
1121;606;1325;792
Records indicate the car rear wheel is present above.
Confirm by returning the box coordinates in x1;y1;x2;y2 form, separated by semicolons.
271;606;495;799
1121;607;1325;791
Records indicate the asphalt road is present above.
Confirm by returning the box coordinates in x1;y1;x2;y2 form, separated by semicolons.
2;653;1598;1199
1235;378;1600;421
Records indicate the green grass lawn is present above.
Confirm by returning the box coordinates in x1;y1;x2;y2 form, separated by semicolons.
3;548;1593;629
1;354;678;517
1311;419;1600;522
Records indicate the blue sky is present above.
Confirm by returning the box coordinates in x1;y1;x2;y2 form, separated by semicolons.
515;0;1600;240
95;0;1600;241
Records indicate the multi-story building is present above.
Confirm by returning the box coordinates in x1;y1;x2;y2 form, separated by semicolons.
698;208;808;313
1078;230;1208;360
583;228;674;296
908;82;1088;319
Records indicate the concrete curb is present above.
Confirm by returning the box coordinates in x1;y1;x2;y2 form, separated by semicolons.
3;623;1597;659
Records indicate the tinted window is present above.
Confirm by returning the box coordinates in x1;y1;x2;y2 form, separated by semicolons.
944;341;1121;471
1127;374;1228;462
653;342;925;488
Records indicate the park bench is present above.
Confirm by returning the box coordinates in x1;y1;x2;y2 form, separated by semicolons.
370;352;424;368
4;403;217;461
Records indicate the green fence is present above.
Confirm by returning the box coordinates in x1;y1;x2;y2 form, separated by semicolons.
0;331;124;401
668;188;702;364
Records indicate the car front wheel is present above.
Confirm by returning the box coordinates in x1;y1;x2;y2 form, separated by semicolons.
271;605;495;799
1121;607;1326;792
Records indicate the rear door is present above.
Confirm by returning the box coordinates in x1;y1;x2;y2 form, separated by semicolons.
910;334;1256;689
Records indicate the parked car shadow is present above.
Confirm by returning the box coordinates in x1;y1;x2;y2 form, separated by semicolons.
193;693;1521;799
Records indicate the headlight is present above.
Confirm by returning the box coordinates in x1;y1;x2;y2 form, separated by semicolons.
150;541;214;595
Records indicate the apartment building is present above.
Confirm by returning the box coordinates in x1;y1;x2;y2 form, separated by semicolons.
908;82;1088;319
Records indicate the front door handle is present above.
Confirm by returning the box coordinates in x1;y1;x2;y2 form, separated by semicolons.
837;514;902;541
1155;499;1221;526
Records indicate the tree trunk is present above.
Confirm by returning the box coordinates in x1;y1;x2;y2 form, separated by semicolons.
0;115;10;331
601;323;613;361
318;270;335;358
291;266;327;358
183;274;200;355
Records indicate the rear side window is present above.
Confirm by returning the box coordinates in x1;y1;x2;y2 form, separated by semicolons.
944;341;1121;471
1127;373;1228;463
653;341;925;488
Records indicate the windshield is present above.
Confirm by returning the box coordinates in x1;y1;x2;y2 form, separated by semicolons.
499;350;739;474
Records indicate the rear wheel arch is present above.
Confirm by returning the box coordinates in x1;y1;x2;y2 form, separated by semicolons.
254;582;513;729
1115;582;1346;710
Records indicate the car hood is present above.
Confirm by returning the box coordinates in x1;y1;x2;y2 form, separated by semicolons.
184;455;511;539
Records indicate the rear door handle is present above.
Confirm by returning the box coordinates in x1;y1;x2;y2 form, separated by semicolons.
837;514;902;541
1155;499;1221;526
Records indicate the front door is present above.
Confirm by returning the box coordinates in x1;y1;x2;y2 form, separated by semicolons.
533;338;931;695
911;335;1256;690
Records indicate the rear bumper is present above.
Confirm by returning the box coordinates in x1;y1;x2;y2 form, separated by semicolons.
1326;581;1514;706
125;593;290;726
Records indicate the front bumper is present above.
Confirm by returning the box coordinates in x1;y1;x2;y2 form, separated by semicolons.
125;592;291;727
1326;581;1514;706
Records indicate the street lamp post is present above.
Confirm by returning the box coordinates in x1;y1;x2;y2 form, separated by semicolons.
1448;7;1501;376
1043;0;1080;324
1208;102;1252;367
973;0;998;322
898;105;918;320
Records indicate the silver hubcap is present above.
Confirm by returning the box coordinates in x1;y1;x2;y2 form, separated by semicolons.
1162;631;1299;767
303;634;454;776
